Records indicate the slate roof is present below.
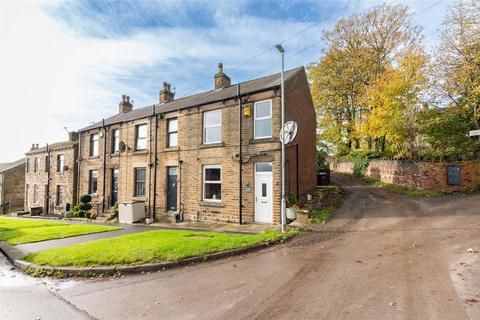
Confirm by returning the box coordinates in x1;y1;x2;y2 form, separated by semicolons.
0;158;25;172
79;67;304;132
25;141;77;155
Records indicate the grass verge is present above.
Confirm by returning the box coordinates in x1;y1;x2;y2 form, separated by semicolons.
308;186;344;224
362;177;444;197
0;217;121;245
22;229;298;267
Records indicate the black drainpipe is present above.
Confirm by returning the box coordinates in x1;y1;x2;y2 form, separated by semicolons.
147;109;152;216
101;119;107;213
76;133;82;206
296;144;299;201
237;83;243;225
45;143;50;214
152;106;158;220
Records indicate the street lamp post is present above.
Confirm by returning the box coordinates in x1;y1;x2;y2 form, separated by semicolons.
275;44;286;233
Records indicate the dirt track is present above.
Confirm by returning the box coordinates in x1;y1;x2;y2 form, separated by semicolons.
3;173;479;320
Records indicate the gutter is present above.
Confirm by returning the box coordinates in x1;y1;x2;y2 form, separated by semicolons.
152;106;158;220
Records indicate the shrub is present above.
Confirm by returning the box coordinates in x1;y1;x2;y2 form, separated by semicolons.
113;201;119;212
73;205;80;212
78;203;92;211
73;210;85;218
287;194;298;206
80;194;92;204
85;212;91;219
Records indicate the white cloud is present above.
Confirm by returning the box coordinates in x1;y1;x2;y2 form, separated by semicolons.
0;0;451;162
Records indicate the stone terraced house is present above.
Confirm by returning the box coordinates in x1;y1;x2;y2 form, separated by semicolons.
24;133;79;215
78;64;316;224
0;158;26;213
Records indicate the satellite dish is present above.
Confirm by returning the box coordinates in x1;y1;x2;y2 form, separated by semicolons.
119;141;126;152
280;121;298;144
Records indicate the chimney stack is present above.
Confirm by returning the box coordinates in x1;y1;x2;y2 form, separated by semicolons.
69;131;79;142
214;63;231;89
119;94;133;113
159;82;175;103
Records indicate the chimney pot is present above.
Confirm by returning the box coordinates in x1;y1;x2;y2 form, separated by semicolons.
119;94;133;113
159;82;175;103
214;62;231;89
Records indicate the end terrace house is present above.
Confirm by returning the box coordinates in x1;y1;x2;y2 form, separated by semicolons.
25;133;79;214
78;64;316;224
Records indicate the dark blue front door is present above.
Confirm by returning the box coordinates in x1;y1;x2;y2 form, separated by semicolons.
167;167;177;211
111;169;118;206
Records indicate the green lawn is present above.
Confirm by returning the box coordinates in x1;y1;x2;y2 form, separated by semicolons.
0;218;121;245
23;229;297;267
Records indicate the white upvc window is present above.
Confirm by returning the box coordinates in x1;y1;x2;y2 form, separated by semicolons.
167;118;178;147
90;133;99;156
254;99;273;139
135;124;148;150
203;110;222;144
57;154;64;172
111;129;120;153
203;165;221;202
33;184;39;203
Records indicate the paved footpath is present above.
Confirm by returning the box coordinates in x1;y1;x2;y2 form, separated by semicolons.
2;174;480;319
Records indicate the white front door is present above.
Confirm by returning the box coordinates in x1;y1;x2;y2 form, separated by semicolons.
254;163;273;223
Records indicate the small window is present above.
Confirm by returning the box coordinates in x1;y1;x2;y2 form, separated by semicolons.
135;124;147;150
26;159;30;173
90;133;99;156
33;184;39;203
203;110;222;144
203;165;221;201
89;170;98;195
25;184;29;205
57;154;64;172
262;183;267;197
167;118;178;147
134;167;146;196
111;129;120;153
254;100;273;139
56;185;64;206
34;158;39;173
255;163;273;172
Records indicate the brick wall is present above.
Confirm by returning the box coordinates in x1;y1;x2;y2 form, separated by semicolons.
330;159;480;191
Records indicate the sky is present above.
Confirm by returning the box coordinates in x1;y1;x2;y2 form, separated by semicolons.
0;0;452;162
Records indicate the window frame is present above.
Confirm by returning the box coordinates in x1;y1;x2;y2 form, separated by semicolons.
167;118;178;147
203;164;222;202
254;99;273;139
57;154;64;172
56;185;64;206
111;129;120;154
26;158;30;173
134;167;146;197
89;133;99;157
135;124;148;151
34;157;39;173
203;110;222;144
33;184;39;203
88;170;98;196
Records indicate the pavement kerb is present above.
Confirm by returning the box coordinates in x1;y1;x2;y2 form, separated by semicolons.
0;233;297;277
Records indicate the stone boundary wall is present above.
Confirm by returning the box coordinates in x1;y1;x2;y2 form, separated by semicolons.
330;159;480;191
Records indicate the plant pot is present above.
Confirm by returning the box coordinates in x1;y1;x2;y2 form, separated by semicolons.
286;207;297;220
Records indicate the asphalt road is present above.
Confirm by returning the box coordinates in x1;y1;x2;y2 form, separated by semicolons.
1;173;479;319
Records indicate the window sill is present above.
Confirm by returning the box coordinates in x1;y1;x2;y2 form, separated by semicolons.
249;137;276;144
199;200;224;208
132;196;146;201
164;146;179;152
88;156;99;160
199;142;224;149
110;153;120;158
133;150;148;155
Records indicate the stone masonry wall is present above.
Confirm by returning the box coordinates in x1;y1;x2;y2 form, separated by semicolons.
0;163;25;211
25;143;78;213
330;159;480;191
